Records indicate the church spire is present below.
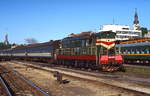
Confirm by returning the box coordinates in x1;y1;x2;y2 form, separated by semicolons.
133;8;139;24
133;8;140;30
4;33;9;45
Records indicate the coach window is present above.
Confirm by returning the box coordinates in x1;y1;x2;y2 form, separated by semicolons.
144;49;146;54
136;50;140;54
127;50;130;54
135;50;137;54
132;50;135;54
133;50;135;54
146;49;149;54
130;50;132;54
141;50;144;54
133;49;135;54
140;50;142;54
145;49;148;54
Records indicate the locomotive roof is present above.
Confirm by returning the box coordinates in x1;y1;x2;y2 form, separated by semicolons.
62;31;116;41
68;31;92;37
63;31;93;41
99;31;115;33
12;40;60;50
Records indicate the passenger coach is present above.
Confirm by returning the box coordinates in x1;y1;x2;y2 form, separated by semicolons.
116;38;150;65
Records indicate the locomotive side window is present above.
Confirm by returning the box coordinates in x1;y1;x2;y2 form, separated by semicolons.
81;40;85;47
76;48;80;55
92;47;96;55
86;40;89;46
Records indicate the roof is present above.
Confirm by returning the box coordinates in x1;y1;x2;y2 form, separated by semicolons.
119;37;150;44
116;42;150;47
12;40;60;50
68;31;92;37
63;31;93;41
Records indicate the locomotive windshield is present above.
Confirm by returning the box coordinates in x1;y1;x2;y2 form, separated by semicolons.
96;31;116;39
96;31;116;56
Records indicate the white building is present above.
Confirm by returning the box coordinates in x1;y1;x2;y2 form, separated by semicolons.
99;9;142;40
145;30;150;37
100;24;141;40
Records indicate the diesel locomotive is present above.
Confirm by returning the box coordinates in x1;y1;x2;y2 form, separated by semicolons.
56;31;124;71
0;31;124;72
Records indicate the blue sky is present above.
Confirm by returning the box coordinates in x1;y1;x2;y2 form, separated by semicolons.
0;0;150;44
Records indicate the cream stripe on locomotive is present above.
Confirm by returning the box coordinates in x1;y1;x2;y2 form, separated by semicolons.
100;43;115;49
96;39;115;49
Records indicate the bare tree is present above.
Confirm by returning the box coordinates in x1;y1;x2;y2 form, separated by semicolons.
25;38;38;44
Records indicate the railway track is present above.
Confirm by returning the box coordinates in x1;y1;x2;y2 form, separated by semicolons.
124;64;150;69
0;65;52;96
0;77;12;96
13;60;150;85
8;60;150;95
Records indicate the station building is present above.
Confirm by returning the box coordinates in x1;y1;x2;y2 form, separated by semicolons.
99;10;142;41
145;30;150;37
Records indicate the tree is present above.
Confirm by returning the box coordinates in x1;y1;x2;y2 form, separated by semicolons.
141;27;148;37
24;38;38;44
0;42;11;50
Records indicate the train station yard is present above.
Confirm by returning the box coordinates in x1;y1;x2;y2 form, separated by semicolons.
0;32;150;96
1;0;150;96
0;60;150;96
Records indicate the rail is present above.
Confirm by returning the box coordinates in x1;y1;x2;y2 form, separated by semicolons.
0;65;52;96
13;71;51;96
0;77;13;96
